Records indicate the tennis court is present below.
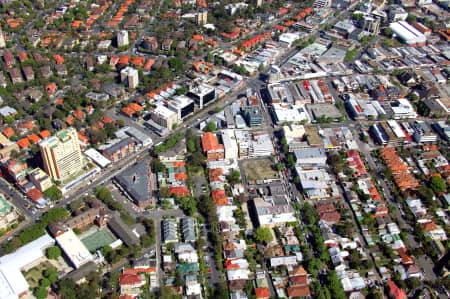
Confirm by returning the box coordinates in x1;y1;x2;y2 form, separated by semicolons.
81;229;116;252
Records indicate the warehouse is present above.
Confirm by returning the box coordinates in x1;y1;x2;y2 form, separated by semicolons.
389;21;426;46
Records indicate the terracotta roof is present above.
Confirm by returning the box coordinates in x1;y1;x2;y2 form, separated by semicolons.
26;188;43;201
129;103;143;112
255;287;269;299
3;127;14;138
39;130;51;139
73;110;85;120
17;138;30;148
122;106;135;117
290;275;307;286
202;132;224;152
422;221;438;231
214;197;229;206
287;285;311;298
55;98;63;105
119;274;144;286
211;190;226;199
28;134;41;144
388;281;407;299
169;186;189;196
65;116;74;125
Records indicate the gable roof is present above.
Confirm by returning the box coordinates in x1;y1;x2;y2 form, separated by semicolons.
255;287;269;298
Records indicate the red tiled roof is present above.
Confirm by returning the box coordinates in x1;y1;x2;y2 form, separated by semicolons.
119;274;144;286
17;138;30;148
39;130;51;139
202;132;224;152
129;103;143;112
73;110;85;120
255;287;269;299
290;275;307;286
26;188;43;201
122;106;135;117
287;285;311;298
65;116;74;125
211;189;226;199
28;134;41;144
102;116;114;124
388;281;407;299
169;186;189;196
3;127;14;138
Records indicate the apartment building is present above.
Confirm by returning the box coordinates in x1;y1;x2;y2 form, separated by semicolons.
39;128;84;180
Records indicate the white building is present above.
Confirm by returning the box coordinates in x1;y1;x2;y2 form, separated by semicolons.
167;95;195;121
390;98;417;119
0;28;5;48
294;148;327;166
55;229;93;269
120;67;139;88
0;234;55;299
151;105;178;130
254;197;296;227
84;148;111;168
222;129;238;159
278;32;301;48
117;30;129;47
186;83;216;109
272;103;311;124
389;21;427;46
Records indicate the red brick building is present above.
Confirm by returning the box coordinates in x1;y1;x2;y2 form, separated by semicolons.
201;132;224;161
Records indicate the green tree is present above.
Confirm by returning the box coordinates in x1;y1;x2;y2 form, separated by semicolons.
407;14;416;23
429;176;447;194
46;246;62;259
254;227;273;244
205;121;217;132
43;186;62;200
151;158;166;173
383;28;393;37
35;287;48;299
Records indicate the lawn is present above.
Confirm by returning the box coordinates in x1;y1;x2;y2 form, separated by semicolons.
23;261;57;289
242;159;278;182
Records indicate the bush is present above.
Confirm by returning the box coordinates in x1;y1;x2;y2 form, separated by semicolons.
43;186;62;200
46;246;61;260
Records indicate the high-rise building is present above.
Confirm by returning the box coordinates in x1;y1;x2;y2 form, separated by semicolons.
120;67;139;88
0;26;5;49
117;30;129;47
196;10;208;25
39;128;84;180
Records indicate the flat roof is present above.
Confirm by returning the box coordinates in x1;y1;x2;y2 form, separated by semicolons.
84;148;111;168
56;229;93;269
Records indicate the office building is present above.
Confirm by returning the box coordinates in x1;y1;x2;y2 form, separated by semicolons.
120;67;139;88
151;105;178;130
168;96;195;120
117;30;129;47
243;106;263;127
39;128;84;181
187;83;215;109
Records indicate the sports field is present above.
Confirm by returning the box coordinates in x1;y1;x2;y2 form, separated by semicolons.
81;229;116;252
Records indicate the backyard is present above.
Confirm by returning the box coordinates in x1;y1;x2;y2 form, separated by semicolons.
23;261;57;289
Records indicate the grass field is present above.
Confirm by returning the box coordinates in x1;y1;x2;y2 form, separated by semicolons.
23;261;56;289
81;229;116;252
242;159;278;181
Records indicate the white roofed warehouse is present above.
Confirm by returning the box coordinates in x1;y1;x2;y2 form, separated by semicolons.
389;21;426;46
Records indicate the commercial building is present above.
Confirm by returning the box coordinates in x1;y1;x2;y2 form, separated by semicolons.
243;107;263;127
39;128;84;181
55;228;94;269
390;98;417;119
28;168;52;192
222;129;239;160
117;30;129;47
0;234;54;299
389;21;427;46
116;126;152;148
294;148;327;166
102;137;136;162
120;67;139;88
115;158;153;208
412;121;437;143
187;83;216;109
151;105;178;130
253;196;296;227
168;95;195;120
